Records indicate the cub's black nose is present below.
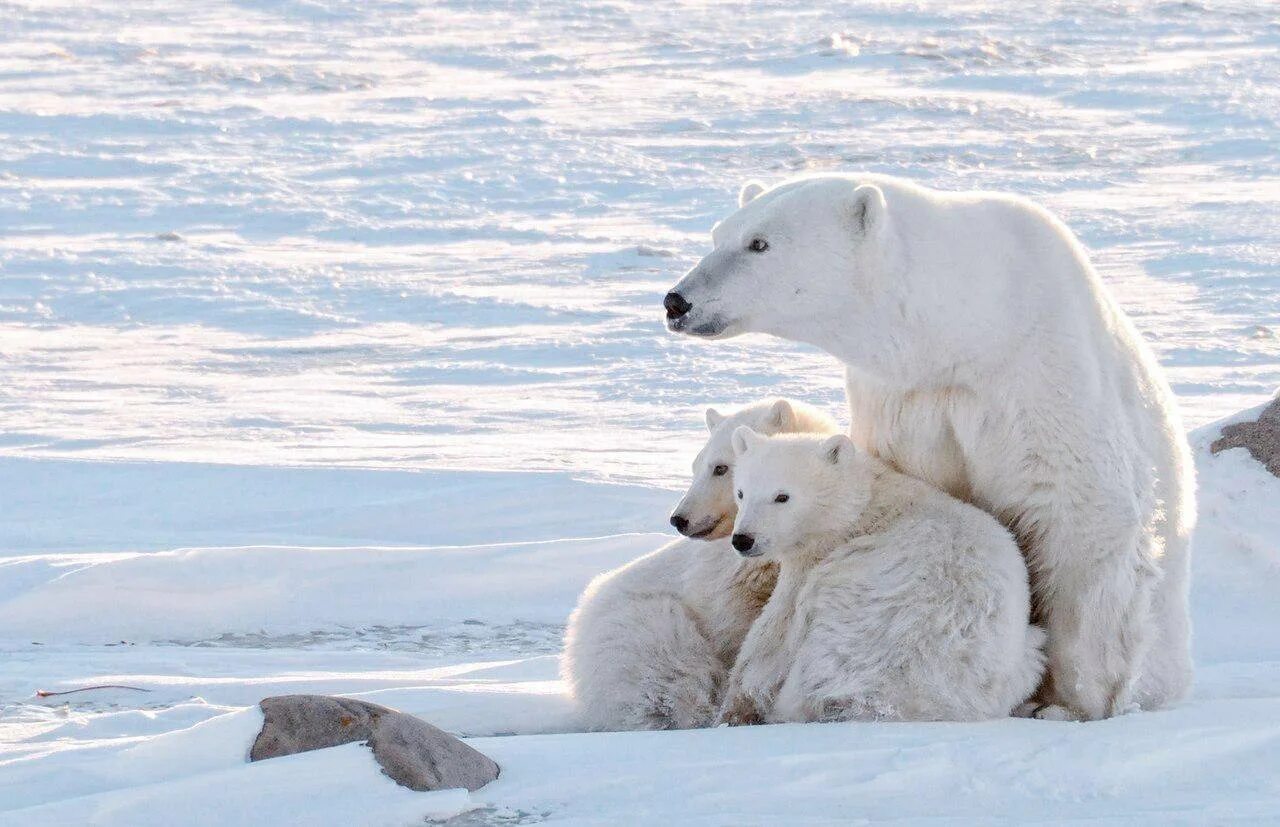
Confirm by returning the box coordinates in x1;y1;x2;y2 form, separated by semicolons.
664;291;692;320
731;533;755;553
670;514;689;534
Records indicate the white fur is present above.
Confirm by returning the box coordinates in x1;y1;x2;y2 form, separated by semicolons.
561;399;837;730
671;398;838;541
669;173;1194;720
718;430;1045;725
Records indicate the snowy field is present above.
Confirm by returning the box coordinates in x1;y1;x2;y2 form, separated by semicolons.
2;0;1279;824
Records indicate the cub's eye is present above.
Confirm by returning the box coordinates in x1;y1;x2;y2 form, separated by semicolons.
774;493;790;503
712;464;729;477
736;490;743;500
747;237;769;253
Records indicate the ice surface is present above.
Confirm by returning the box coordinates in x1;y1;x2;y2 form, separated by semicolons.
2;0;1279;824
2;0;1276;485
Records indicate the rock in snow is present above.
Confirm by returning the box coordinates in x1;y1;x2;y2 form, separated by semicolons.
250;695;499;792
1211;391;1280;477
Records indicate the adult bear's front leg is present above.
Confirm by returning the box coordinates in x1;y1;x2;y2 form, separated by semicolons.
1034;515;1161;721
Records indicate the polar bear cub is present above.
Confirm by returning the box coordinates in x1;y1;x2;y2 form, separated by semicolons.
562;399;837;731
669;399;839;541
718;428;1045;725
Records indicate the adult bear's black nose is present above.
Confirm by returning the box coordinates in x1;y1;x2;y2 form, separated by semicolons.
731;533;755;553
670;514;689;534
664;291;692;320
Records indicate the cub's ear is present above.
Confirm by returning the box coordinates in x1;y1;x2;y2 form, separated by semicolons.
705;407;726;431
738;180;767;208
848;183;887;237
820;433;855;465
766;399;795;432
732;425;762;455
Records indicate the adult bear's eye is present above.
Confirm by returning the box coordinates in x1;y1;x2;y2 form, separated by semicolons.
713;464;729;477
774;493;790;503
747;237;769;253
736;490;743;500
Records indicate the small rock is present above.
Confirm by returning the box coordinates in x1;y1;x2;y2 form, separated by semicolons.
251;695;379;757
366;709;498;792
1211;391;1280;478
251;695;499;792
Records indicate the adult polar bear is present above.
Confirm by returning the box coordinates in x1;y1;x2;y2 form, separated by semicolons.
663;174;1194;721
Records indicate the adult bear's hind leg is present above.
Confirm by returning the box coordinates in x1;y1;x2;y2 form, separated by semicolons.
1035;517;1160;721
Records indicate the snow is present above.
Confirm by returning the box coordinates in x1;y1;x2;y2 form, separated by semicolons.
2;0;1279;824
4;429;1279;825
0;536;661;642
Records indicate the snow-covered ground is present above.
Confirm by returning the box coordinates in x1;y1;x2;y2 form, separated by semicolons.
1;1;1278;824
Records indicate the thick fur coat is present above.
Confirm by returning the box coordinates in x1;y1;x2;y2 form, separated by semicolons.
719;430;1045;724
561;399;836;730
667;174;1194;720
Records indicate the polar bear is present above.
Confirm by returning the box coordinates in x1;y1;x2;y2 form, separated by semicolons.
717;427;1045;725
669;399;839;541
562;399;837;731
664;174;1195;720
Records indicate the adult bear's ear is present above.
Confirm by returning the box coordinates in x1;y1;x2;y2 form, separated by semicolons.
738;180;766;208
849;183;887;237
820;434;854;465
732;425;761;455
767;399;794;432
705;407;726;431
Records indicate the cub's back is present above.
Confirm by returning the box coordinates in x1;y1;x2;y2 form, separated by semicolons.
840;464;1026;593
786;471;1035;721
800;469;1030;674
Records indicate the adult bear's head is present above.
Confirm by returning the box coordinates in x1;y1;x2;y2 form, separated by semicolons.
664;175;910;374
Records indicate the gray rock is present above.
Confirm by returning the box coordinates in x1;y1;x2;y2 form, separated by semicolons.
251;694;499;792
1211;392;1280;478
251;695;381;757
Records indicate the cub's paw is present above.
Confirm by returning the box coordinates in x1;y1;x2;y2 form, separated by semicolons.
715;694;764;727
805;697;855;723
1014;702;1078;721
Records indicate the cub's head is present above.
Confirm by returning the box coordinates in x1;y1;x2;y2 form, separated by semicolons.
664;176;895;349
669;398;837;540
728;427;869;558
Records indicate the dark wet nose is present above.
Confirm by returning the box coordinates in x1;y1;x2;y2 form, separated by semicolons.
664;291;692;320
731;533;755;553
670;514;689;534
